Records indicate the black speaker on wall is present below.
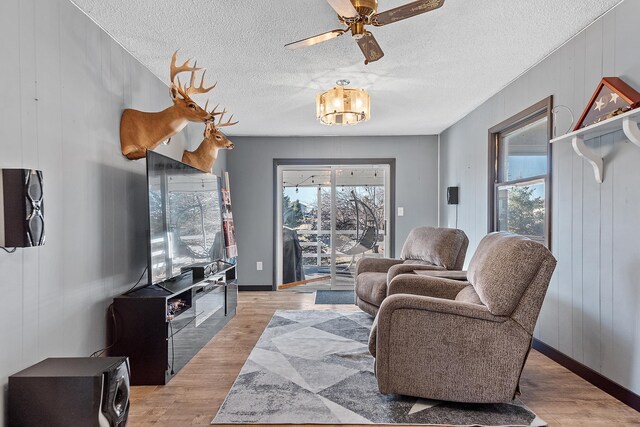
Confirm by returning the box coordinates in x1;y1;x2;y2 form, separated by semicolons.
8;357;130;427
447;186;459;205
1;169;45;247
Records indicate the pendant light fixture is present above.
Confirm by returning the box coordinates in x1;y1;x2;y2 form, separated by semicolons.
316;79;370;126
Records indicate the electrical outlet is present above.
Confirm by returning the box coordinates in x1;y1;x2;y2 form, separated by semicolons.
256;261;263;271
398;207;404;217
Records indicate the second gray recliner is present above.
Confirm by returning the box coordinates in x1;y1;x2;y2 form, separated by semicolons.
354;226;469;316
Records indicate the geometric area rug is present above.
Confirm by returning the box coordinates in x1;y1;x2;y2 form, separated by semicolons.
212;310;546;426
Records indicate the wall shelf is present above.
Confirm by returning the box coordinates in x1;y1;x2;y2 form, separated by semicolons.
550;108;640;183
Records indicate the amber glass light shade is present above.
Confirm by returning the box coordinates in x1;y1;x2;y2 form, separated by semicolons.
316;86;370;126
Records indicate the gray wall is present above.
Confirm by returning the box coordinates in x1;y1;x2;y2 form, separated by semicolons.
439;1;640;394
0;0;223;423
227;136;439;287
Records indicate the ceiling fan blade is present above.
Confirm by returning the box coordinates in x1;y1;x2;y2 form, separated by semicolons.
373;0;444;26
356;32;384;65
326;0;359;18
285;29;346;50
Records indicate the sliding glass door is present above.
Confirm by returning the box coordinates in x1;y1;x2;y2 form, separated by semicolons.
281;169;332;288
277;164;390;290
332;168;387;287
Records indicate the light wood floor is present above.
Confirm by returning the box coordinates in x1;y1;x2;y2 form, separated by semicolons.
129;291;640;426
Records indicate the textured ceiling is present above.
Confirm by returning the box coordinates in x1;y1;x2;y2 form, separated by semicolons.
70;0;622;136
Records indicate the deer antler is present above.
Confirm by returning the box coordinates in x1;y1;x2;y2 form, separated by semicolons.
170;52;215;100
216;111;238;128
210;104;226;117
209;102;238;127
170;51;200;84
183;62;216;97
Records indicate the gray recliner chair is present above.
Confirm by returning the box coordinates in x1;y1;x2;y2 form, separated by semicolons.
354;226;469;316
369;232;557;403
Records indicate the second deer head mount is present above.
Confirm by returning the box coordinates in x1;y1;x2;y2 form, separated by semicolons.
119;51;237;160
182;118;236;172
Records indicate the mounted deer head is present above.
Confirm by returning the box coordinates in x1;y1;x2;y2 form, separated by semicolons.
120;51;225;160
182;111;238;172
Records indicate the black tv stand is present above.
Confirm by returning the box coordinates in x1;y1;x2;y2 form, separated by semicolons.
112;264;237;385
153;283;174;294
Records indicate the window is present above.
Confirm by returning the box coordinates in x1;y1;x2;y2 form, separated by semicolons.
488;97;552;247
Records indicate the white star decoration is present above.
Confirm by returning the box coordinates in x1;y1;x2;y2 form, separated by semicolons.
610;92;620;104
594;97;606;111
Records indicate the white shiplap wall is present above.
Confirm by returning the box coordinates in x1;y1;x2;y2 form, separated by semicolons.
439;0;640;394
0;0;226;422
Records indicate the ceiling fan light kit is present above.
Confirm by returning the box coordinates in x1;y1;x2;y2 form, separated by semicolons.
317;80;370;126
286;0;445;65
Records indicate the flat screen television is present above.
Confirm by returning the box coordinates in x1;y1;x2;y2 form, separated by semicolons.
146;151;225;285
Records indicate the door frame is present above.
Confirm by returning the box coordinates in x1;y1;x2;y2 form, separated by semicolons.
273;158;396;290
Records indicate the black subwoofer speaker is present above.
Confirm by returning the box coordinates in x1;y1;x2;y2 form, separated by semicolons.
8;357;130;427
1;169;45;247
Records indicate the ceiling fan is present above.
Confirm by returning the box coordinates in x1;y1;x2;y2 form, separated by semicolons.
285;0;445;65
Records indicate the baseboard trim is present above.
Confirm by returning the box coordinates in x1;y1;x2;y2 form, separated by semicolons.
532;338;640;412
238;285;273;291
